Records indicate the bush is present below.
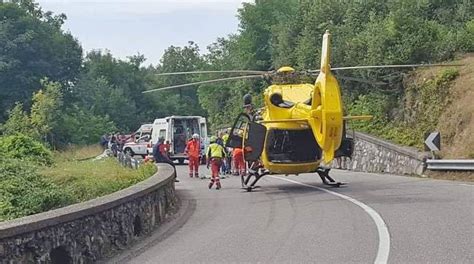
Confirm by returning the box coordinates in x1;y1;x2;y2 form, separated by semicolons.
347;92;392;133
0;134;53;165
0;158;75;221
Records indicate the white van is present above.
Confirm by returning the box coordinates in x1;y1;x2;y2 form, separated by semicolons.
149;116;208;163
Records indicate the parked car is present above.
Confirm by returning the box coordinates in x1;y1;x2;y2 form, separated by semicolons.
123;135;150;158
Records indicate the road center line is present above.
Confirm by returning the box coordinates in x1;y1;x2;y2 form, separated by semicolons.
269;176;390;264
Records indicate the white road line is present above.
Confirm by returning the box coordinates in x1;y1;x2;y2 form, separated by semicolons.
269;176;390;264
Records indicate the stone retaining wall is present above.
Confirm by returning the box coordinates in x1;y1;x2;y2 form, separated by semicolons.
336;132;429;175
0;164;177;264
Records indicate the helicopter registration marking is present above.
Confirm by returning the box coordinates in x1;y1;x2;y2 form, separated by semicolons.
269;176;390;264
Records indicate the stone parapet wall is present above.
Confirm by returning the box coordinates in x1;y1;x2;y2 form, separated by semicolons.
336;132;429;175
0;164;177;263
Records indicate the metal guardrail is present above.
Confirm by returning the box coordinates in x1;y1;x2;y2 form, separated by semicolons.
426;159;474;171
117;152;141;169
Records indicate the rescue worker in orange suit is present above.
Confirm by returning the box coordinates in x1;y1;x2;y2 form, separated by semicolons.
233;147;245;176
185;134;201;178
206;136;226;190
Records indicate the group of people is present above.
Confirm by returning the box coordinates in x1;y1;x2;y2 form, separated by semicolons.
100;133;133;156
120;130;246;190
182;131;246;190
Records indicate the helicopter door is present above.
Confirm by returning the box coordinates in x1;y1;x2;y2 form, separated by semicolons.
227;113;251;148
243;122;266;161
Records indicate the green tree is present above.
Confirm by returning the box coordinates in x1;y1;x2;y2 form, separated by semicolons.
30;80;63;143
69;51;156;131
55;106;117;145
1;80;64;147
0;0;82;122
150;42;206;118
0;103;33;136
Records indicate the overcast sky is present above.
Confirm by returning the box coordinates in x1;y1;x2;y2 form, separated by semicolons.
37;0;251;65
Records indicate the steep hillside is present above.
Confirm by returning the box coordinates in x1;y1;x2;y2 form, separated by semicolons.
348;53;474;160
404;54;474;158
436;54;474;158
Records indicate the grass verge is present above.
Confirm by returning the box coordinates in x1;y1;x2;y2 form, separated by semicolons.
40;157;157;202
54;144;104;162
1;146;156;221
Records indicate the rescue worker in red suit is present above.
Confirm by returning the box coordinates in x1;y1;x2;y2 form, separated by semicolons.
206;136;226;190
185;134;201;178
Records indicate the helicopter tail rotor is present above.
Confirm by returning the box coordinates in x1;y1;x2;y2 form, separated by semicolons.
308;30;343;164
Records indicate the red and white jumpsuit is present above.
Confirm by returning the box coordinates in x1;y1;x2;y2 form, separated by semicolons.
185;139;200;178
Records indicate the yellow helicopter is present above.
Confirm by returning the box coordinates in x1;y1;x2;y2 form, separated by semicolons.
144;30;459;191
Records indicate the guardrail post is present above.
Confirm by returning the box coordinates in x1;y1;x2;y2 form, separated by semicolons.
116;152;141;170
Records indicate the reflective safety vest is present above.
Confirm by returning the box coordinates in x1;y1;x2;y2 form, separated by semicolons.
206;143;226;159
222;134;229;146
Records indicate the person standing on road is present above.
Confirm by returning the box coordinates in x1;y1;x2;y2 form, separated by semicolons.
153;138;179;182
206;136;226;190
233;146;245;176
222;131;232;174
185;134;201;178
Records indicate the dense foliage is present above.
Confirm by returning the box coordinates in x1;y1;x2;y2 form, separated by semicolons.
0;0;82;124
0;134;53;165
0;158;74;221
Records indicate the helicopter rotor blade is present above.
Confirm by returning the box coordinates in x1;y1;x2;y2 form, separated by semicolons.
332;63;463;71
307;63;463;73
143;75;263;94
156;70;268;76
337;75;387;85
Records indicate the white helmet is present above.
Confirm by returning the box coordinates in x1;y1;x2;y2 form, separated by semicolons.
192;133;200;139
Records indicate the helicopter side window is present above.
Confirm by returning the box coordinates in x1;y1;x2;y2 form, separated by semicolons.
227;113;251;148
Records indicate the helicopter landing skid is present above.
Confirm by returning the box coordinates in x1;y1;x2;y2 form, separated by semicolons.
316;167;346;187
241;168;270;192
241;186;261;192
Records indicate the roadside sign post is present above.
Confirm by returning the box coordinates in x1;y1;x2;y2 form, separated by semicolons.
424;132;441;159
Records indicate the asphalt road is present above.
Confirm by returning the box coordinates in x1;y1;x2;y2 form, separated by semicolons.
116;165;473;264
